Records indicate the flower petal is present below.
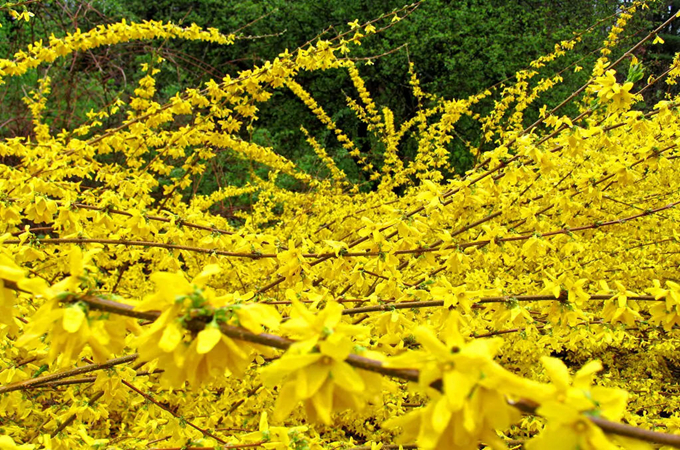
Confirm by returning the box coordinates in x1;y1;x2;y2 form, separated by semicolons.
196;326;222;354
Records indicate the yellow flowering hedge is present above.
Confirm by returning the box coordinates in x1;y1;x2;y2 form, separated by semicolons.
3;2;680;449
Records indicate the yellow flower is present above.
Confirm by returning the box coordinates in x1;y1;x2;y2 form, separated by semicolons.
234;303;281;333
0;435;35;450
276;241;309;281
647;280;680;330
261;302;378;423
134;263;282;387
195;324;222;354
593;70;618;99
384;387;517;450
50;247;102;294
137;310;255;388
526;402;617;450
17;299;133;367
591;69;637;112
609;82;635;111
563;277;589;306
62;304;86;333
384;326;543;449
135;264;220;311
242;412;310;449
431;278;475;312
181;327;253;386
280;298;366;345
261;343;383;424
526;358;629;450
0;254;26;331
158;320;184;353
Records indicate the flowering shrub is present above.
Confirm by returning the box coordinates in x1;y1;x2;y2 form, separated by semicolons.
3;2;680;449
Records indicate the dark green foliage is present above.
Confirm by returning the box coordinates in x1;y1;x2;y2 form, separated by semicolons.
0;0;674;212
118;0;662;180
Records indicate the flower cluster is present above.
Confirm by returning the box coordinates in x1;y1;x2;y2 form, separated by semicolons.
1;4;680;450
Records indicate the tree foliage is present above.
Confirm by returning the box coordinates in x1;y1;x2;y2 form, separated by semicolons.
1;0;665;184
4;1;680;450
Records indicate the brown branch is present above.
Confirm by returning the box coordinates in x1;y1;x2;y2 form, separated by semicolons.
343;43;408;62
27;368;163;389
338;293;658;316
122;379;227;445
149;444;264;450
270;199;680;260
1;237;275;259
518;9;679;138
51;390;104;437
70;202;235;235
9;291;680;447
349;445;418;450
511;399;680;447
0;354;138;395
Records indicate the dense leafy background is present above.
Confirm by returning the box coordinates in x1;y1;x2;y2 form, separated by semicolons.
0;0;677;212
